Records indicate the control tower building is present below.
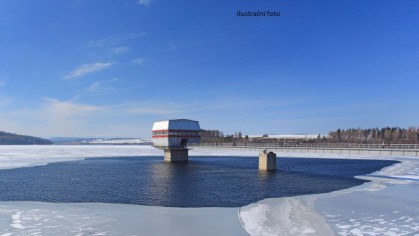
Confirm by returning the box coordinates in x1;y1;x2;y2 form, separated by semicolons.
152;119;201;162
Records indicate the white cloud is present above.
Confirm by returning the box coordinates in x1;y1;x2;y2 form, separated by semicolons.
87;78;119;92
132;58;145;65
36;98;189;136
0;98;111;137
88;33;146;47
35;98;110;136
41;98;174;118
63;62;114;79
137;0;152;6
42;98;105;118
88;81;108;92
113;47;129;54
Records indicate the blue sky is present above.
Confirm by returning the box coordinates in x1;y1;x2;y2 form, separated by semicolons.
1;0;418;138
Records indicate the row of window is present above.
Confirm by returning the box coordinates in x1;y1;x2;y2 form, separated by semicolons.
152;130;201;137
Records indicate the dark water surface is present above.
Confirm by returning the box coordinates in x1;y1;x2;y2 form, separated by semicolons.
0;156;397;207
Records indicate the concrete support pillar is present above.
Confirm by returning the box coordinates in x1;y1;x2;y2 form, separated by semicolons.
259;151;276;171
164;148;189;162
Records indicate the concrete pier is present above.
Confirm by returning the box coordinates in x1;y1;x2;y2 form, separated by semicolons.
259;151;276;171
164;148;189;162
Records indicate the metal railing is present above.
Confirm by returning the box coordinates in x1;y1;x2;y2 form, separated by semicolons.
189;143;419;150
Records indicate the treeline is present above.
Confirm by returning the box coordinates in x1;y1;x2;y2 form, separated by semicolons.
0;131;52;145
201;126;419;144
200;130;248;143
328;127;419;144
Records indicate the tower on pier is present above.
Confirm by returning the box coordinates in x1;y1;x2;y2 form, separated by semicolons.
152;119;201;162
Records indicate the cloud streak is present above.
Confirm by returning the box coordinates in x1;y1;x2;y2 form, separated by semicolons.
87;78;119;92
35;98;110;137
42;98;106;118
63;62;114;79
132;58;145;65
88;33;146;47
137;0;152;6
113;47;129;54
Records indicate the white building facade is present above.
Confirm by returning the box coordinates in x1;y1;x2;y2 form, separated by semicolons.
152;119;201;149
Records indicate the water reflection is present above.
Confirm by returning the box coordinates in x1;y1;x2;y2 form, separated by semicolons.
257;170;278;197
148;161;199;206
258;170;276;181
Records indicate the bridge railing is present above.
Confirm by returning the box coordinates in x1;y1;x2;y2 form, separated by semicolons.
189;143;419;150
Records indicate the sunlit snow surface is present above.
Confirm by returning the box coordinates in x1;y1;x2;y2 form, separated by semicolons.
0;145;418;235
239;155;419;236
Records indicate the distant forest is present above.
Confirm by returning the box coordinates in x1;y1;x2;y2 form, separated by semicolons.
328;127;419;144
201;127;419;144
0;131;52;145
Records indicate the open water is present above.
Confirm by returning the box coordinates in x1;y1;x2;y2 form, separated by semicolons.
0;156;397;207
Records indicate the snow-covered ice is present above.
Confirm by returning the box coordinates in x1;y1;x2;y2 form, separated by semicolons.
0;202;246;235
239;154;419;236
0;145;418;235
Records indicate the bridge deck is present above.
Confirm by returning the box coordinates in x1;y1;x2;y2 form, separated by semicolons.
188;145;419;157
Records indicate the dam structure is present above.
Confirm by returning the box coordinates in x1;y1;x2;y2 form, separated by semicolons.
152;119;419;170
152;119;201;162
188;143;419;157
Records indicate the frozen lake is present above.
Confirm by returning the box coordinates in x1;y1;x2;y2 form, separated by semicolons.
0;145;417;235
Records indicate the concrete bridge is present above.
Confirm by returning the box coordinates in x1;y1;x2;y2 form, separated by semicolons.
188;143;419;157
